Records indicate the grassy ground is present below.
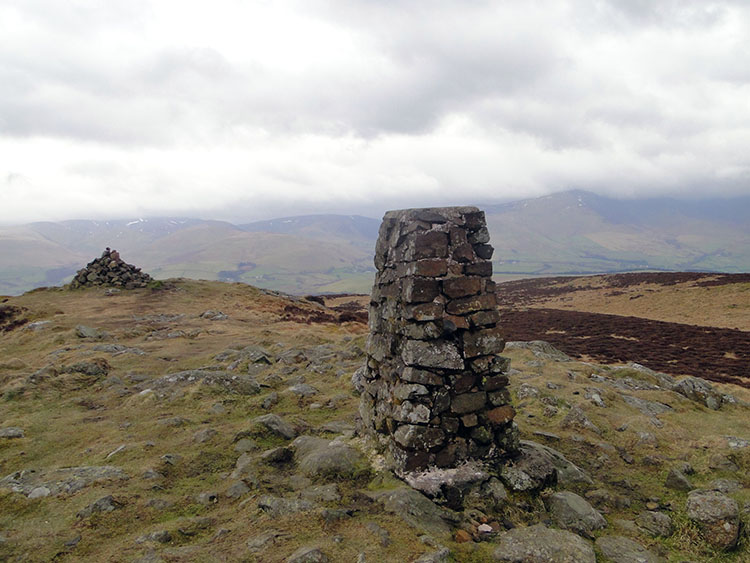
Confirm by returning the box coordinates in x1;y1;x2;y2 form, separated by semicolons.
0;280;748;561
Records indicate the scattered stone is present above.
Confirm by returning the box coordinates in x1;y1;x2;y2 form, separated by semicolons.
286;546;329;563
500;440;591;492
257;495;315;517
636;510;673;537
370;488;453;535
292;436;365;479
225;481;251;499
75;325;110;340
504;341;571;361
547;491;607;536
230;453;259;486
153;370;261;395
412;548;451;563
709;479;742;493
77;495;122;518
288;383;319;397
63;358;111;377
28;486;51;499
686;490;740;550
0;427;24;439
664;468;693;491
135;530;172;544
234;438;257;453
210;402;226;415
672;376;722;410
493;524;595;562
619;394;672;416
144;498;173;510
725;436;749;450
301;484;341;503
366;522;392;546
196;492;218;505
252;414;297;440
200;310;228;321
262;391;280;409
709;454;739;472
193;428;218;443
561;406;601;435
246;529;285;553
595;535;662;563
0;466;128;496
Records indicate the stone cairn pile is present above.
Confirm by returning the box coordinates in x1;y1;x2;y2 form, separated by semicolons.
358;207;519;473
70;248;152;289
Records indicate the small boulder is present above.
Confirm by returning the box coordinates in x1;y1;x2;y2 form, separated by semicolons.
595;535;662;563
252;414;297;440
77;495;122;518
292;436;365;480
0;427;24;439
493;523;595;562
286;546;329;563
686;490;740;551
672;376;722;410
547;491;607;536
664;468;693;491
636;510;673;538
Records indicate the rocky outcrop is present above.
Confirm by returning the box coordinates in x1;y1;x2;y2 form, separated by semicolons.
70;248;152;289
358;207;518;473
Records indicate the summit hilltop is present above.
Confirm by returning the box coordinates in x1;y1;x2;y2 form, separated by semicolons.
0;279;748;561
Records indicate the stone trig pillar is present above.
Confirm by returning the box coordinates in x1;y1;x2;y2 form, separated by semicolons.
359;207;519;473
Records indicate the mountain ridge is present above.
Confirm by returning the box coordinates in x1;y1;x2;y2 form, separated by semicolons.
1;190;749;295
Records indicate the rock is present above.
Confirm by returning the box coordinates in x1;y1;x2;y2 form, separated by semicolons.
493;524;595;562
561;406;601;435
136;530;172;544
370;488;453;535
664;468;693;491
252;414;297;439
636;510;673;537
234;438;257;453
709;479;741;493
686;490;740;550
63;358;111;377
292;436;365;479
246;529;285;553
412;548;451;562
301;484;341;503
619;394;672;416
154;370;261;395
595;535;662;563
288;383;319;397
258;495;315;517
708;454;738;472
262;391;279;409
500;440;591;492
200;310;228;321
366;521;392;546
70;249;152;289
547;491;607;536
27;486;51;498
193;428;218;443
75;325;110;339
225;480;251;499
230;453;259;486
393;425;445;451
504;341;571;361
401;340;464;370
0;427;24;439
286;546;329;563
351;366;367;394
0;466;128;496
77;495;122;518
195;492;218;505
672;376;722;410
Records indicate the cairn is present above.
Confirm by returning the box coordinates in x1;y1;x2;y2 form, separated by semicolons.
70;248;152;289
358;207;519;474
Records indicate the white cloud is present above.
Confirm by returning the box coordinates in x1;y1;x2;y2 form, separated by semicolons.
1;0;749;224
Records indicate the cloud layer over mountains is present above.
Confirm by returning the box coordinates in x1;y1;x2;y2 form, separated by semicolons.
1;1;749;223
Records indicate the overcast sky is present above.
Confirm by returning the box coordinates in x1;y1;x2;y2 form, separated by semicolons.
1;0;749;224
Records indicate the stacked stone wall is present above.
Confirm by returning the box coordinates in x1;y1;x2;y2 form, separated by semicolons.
70;248;152;289
359;207;519;473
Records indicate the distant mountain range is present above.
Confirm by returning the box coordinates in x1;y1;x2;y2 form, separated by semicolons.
1;190;748;295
